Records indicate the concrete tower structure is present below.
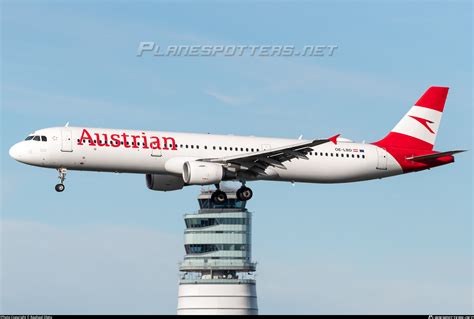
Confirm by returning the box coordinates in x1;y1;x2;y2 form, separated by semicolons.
177;189;258;315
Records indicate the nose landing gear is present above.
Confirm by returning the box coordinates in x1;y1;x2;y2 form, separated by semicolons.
55;168;67;192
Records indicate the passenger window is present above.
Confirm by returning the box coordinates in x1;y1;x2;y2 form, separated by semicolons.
224;147;227;151
241;148;244;151
213;146;216;150
325;153;328;156
205;146;207;149
362;155;365;159
352;154;355;158
336;153;338;157
33;136;40;141
191;145;194;149
197;145;199;149
357;154;360;158
246;148;249;152
186;145;188;148
41;136;47;142
219;147;222;150
230;147;233;151
251;148;254;152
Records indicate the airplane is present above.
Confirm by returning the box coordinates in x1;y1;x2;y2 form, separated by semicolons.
9;86;465;203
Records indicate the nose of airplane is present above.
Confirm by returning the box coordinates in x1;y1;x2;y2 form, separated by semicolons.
9;142;23;161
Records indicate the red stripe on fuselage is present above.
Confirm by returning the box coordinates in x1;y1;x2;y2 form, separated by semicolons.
372;141;454;173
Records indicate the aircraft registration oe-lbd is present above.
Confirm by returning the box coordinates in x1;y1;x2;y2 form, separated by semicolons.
9;86;466;203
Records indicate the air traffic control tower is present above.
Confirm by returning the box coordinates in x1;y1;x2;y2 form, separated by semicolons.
177;189;258;315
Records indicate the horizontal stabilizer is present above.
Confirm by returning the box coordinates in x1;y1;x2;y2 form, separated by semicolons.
406;150;466;162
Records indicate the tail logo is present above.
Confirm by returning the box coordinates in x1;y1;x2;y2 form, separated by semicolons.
409;115;435;134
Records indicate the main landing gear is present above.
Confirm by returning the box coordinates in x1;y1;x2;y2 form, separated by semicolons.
211;183;253;204
236;186;253;201
211;187;227;204
55;168;67;192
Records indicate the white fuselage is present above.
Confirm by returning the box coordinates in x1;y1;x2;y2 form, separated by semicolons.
9;126;403;184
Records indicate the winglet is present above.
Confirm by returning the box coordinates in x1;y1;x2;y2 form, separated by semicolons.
328;134;340;145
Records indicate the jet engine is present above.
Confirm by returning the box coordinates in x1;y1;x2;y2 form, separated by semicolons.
182;161;224;185
146;173;185;191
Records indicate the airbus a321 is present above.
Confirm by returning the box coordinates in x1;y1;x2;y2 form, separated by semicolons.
9;86;465;203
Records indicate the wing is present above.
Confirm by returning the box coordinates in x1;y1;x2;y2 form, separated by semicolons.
198;134;340;177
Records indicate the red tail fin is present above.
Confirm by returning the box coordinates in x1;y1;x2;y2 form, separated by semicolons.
374;86;449;150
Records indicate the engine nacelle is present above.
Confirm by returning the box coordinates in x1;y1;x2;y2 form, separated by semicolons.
182;161;224;185
146;173;184;191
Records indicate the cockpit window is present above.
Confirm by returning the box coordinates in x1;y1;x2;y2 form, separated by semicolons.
26;135;47;141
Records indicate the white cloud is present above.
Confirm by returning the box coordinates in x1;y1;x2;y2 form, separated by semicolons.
1;220;182;314
204;90;248;106
2;86;152;118
239;58;409;101
256;256;472;314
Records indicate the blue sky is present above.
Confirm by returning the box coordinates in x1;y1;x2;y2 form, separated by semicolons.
1;0;472;314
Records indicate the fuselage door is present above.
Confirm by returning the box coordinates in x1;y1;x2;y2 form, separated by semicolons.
376;147;387;170
61;130;73;152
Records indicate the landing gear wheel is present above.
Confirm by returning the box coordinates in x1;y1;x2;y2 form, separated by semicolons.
237;186;253;201
211;190;227;204
55;183;65;192
55;168;67;193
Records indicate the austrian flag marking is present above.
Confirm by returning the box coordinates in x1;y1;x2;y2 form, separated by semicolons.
77;129;177;150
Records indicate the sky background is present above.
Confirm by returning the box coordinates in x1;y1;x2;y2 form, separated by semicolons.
1;0;472;314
